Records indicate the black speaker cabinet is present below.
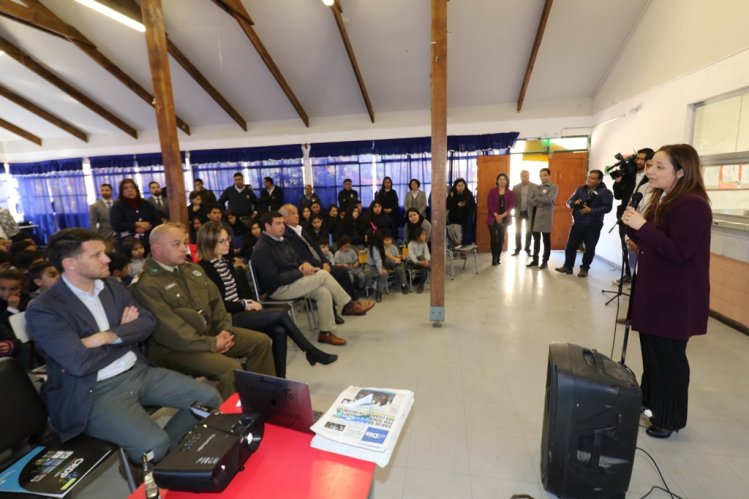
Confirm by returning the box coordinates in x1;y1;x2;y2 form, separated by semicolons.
540;343;641;499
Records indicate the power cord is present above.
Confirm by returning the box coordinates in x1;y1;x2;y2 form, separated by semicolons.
636;447;682;499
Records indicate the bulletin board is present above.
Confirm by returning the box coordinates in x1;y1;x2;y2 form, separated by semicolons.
703;163;749;190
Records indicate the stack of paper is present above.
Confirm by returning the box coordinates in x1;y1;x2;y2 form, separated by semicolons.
310;386;414;467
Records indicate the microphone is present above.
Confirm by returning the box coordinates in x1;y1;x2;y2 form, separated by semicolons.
629;192;644;210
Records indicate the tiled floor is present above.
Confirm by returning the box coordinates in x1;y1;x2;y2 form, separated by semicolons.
78;250;749;498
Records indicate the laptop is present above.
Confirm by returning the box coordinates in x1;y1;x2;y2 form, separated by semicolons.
234;370;322;434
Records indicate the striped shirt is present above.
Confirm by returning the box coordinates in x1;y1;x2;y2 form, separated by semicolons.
211;258;240;305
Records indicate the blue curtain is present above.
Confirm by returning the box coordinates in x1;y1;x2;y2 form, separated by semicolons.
310;154;375;208
9;159;85;242
191;163;238;197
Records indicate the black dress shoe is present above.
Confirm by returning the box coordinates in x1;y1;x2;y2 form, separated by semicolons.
334;314;345;325
306;349;338;366
526;260;538;268
511;251;520;256
539;262;548;269
646;425;673;439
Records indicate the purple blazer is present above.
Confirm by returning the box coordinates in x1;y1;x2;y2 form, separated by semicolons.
628;195;712;341
486;188;516;226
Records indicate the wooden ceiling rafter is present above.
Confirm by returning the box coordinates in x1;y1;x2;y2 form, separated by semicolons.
0;0;192;135
516;0;553;112
212;0;310;127
0;35;138;138
117;0;247;131
0;83;89;142
0;117;42;146
327;0;374;123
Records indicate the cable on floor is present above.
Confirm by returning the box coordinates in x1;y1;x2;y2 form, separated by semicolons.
636;446;682;499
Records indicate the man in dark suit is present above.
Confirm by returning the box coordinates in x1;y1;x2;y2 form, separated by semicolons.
260;176;284;212
218;172;260;225
26;228;221;463
338;179;359;212
89;183;115;242
146;181;170;222
279;204;367;304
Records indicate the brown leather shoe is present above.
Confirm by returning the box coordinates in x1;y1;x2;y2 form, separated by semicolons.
341;300;374;316
318;331;347;346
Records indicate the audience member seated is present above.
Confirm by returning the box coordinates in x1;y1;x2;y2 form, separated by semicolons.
318;240;335;266
300;206;313;230
252;211;374;347
307;215;329;245
189;216;203;244
196;222;337;377
407;227;431;293
334;236;367;295
365;231;389;302
130;223;275;400
10;237;37;257
110;178;161;251
325;205;341;244
239;221;262;260
280;204;363;302
123;237;146;279
363;200;395;238
13;248;45;272
190;178;218;211
404;208;432;244
309;201;323;220
338;205;365;246
106;251;131;284
0;268;29;330
25;228;221;464
187;191;208;223
27;260;60;299
383;234;408;294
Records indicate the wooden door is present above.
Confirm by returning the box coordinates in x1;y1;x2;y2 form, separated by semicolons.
476;155;510;252
548;152;588;249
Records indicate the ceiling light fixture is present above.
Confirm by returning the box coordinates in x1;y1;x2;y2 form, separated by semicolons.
321;0;335;6
75;0;146;32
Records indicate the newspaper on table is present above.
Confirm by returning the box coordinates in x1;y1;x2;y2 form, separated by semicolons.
310;386;414;467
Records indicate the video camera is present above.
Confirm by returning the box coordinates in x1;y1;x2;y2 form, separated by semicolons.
604;153;637;180
572;190;598;210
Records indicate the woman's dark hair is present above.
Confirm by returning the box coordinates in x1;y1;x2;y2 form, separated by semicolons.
643;144;710;226
496;173;509;187
409;178;421;189
451;178;467;190
117;178;141;203
412;227;426;240
380;176;393;190
366;230;385;261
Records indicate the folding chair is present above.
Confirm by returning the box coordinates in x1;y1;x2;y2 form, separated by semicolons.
445;245;478;279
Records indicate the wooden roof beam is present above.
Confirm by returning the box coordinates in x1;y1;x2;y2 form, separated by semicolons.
0;83;88;142
0;0;92;46
516;0;553;112
0;35;138;138
327;0;374;123
0;117;42;146
212;0;309;127
11;0;191;135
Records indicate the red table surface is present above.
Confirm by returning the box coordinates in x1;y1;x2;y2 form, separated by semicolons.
128;393;375;499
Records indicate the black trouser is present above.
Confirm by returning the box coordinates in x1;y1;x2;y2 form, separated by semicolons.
639;333;690;431
232;307;317;379
488;222;507;262
531;232;551;263
514;210;531;252
329;266;358;300
562;222;603;270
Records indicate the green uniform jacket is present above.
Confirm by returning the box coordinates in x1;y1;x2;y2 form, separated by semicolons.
130;257;233;354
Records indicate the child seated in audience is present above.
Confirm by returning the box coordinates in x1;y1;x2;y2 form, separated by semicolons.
13;249;44;272
318;241;335;266
27;260;60;299
407;227;431;293
106;251;131;284
365;231;388;302
0;238;11;254
123;236;146;278
0;268;30;330
334;236;366;292
383;234;408;294
187;191;207;222
307;215;329;245
239;221;262;260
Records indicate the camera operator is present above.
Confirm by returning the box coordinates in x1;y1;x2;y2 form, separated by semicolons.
612;148;654;283
555;169;613;277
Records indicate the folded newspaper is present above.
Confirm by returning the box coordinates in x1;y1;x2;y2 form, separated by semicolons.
310;386;414;467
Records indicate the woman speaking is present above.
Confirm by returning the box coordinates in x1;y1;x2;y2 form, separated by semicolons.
621;144;711;439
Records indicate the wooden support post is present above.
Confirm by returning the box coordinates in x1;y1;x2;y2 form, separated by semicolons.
430;0;447;327
140;0;186;225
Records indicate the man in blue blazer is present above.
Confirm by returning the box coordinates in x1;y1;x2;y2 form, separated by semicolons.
26;228;221;463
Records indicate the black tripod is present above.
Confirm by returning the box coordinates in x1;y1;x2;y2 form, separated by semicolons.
601;220;630;305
